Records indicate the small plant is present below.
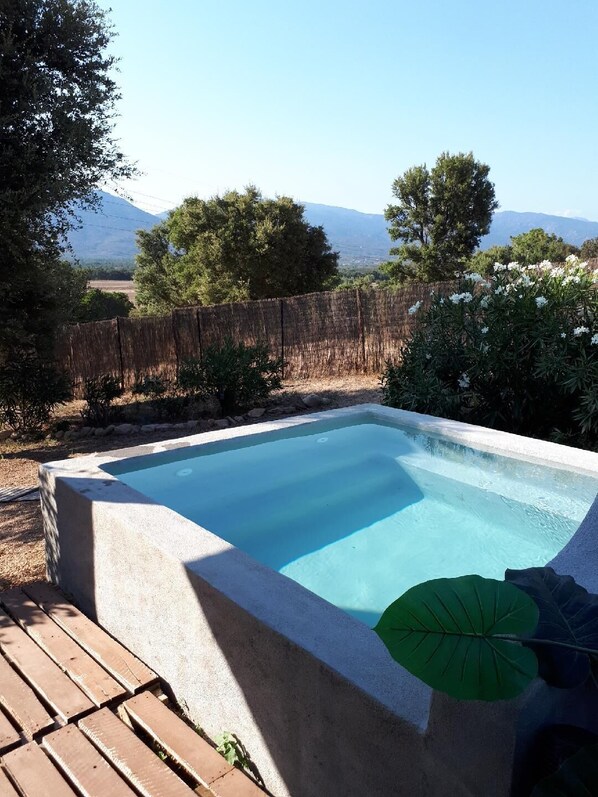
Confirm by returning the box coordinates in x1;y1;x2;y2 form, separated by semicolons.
81;374;123;426
375;568;598;792
216;731;264;787
132;372;187;421
178;340;284;415
0;355;72;435
382;256;598;449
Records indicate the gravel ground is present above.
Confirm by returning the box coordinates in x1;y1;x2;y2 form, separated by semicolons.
0;375;381;589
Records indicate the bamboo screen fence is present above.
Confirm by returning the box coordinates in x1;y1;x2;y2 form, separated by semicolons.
57;282;457;389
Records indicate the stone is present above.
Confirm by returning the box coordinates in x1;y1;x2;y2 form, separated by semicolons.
233;415;245;424
247;407;266;418
79;426;93;437
302;394;324;408
153;423;171;431
213;418;229;429
54;430;65;440
93;427;108;437
114;423;134;435
268;405;297;416
141;424;158;433
172;423;187;430
320;397;331;406
64;430;78;441
185;420;199;430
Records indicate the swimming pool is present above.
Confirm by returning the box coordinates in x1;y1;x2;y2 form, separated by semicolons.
104;418;597;628
41;405;598;797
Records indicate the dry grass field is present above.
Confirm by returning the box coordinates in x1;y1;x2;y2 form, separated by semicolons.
88;279;136;302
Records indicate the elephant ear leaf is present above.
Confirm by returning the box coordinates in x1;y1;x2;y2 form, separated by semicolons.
374;574;539;701
531;741;598;796
505;567;598;688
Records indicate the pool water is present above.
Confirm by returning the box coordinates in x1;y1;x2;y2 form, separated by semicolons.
106;421;598;627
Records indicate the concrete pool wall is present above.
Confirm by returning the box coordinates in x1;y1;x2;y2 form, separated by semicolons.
40;405;598;797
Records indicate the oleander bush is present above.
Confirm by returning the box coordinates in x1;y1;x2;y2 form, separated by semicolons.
382;255;598;449
81;374;123;427
178;340;284;415
131;372;187;421
0;356;72;435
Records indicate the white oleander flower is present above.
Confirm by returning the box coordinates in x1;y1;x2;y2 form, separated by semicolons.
539;260;552;270
481;343;490;353
550;267;564;278
592;334;598;345
449;292;473;304
560;332;566;339
535;296;548;308
465;272;486;284
565;254;578;263
408;301;422;315
573;326;589;337
458;373;470;389
507;261;521;271
493;263;507;272
481;326;489;334
562;275;581;285
479;295;490;309
494;286;505;295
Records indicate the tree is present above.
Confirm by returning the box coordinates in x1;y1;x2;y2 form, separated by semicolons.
469;228;579;274
510;228;578;265
135;187;339;313
0;0;133;360
76;288;134;322
580;237;598;260
383;152;498;283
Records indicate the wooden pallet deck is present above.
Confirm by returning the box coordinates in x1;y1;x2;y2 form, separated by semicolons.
0;583;265;797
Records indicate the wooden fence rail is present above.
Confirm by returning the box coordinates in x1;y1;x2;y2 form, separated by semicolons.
56;282;457;389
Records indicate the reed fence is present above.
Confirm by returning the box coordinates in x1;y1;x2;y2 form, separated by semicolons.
56;282;457;389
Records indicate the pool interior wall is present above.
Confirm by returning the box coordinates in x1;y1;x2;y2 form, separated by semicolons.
40;404;598;797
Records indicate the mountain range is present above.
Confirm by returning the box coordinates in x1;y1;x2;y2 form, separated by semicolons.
67;192;598;267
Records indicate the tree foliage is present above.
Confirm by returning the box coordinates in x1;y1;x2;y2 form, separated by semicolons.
470;229;579;274
0;0;133;359
76;288;133;322
134;187;339;313
383;152;498;283
580;237;598;260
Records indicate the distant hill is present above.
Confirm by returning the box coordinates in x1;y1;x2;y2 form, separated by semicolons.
478;211;598;249
66;192;158;259
67;192;598;267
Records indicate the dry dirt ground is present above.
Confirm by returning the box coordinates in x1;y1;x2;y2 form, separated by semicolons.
88;279;136;302
0;375;381;590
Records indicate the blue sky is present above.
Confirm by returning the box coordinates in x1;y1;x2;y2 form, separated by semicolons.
101;0;598;219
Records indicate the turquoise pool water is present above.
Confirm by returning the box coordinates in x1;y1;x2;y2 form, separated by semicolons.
105;420;598;627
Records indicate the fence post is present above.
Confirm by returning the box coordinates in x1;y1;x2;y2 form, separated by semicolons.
115;317;125;389
279;298;285;380
171;310;180;376
356;289;367;372
195;307;203;360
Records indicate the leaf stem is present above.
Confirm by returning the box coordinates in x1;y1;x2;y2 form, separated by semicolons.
496;635;598;657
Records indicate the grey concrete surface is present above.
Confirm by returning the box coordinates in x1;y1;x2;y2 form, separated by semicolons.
39;405;598;797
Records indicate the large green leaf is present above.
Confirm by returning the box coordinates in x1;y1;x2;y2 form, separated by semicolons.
374;575;539;700
532;741;598;796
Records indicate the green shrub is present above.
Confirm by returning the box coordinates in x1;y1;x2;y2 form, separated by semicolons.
132;372;187;421
81;374;123;426
0;356;72;435
382;256;598;448
178;340;284;415
76;288;134;322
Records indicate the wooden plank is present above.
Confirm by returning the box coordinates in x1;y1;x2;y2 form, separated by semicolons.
24;583;158;694
0;609;93;722
0;708;20;754
2;742;78;797
209;768;266;797
123;692;231;786
43;724;138;797
1;589;126;708
79;708;195;797
0;768;19;797
0;653;55;738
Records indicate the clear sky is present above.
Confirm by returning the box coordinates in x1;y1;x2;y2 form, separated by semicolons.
100;0;598;219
